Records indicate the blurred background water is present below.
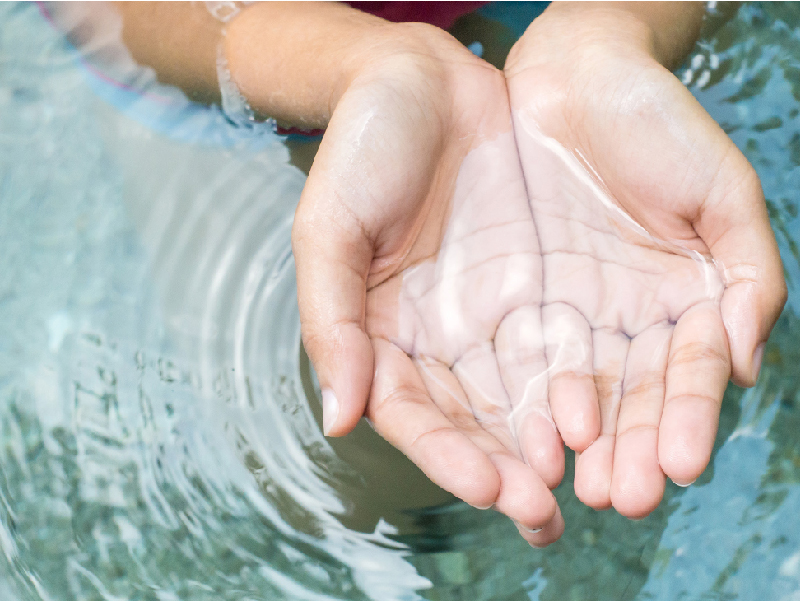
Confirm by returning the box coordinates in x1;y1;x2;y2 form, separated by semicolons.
0;2;799;600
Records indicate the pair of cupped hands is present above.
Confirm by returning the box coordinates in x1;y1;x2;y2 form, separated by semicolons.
291;10;786;547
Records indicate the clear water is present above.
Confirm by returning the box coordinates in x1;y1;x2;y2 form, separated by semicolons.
1;2;799;600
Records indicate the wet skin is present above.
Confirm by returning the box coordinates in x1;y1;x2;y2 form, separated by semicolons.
295;42;567;545
293;18;786;546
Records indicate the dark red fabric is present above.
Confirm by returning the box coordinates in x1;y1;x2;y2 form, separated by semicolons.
347;1;487;30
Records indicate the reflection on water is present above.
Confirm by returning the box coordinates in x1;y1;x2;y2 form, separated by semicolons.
0;2;799;600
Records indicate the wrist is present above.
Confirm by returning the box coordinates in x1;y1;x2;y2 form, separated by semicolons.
506;2;705;77
506;3;659;78
223;4;465;128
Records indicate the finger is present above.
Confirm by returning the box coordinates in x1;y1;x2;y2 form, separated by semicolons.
542;302;600;452
292;189;374;436
415;355;558;530
611;324;672;519
292;81;440;438
450;343;518;453
696;158;786;386
367;339;501;510
659;301;730;486
490;453;559;534
416;353;517;454
515;504;565;548
495;305;565;489
574;329;629;510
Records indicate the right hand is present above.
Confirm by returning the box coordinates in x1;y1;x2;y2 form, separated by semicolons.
504;4;786;518
292;24;565;546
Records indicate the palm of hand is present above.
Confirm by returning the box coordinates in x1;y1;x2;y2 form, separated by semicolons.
508;59;734;517
299;38;781;547
365;129;567;535
364;53;732;526
296;55;565;543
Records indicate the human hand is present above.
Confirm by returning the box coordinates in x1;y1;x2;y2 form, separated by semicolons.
505;3;786;518
292;25;565;545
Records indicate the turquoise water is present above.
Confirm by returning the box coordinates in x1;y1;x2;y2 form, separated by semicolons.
1;2;799;600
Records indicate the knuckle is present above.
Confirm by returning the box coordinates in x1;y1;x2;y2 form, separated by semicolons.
593;373;620;405
372;383;429;417
622;372;664;401
300;319;358;358
407;424;459;455
669;340;728;369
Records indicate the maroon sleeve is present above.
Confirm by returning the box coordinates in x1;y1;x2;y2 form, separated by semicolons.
347;1;487;30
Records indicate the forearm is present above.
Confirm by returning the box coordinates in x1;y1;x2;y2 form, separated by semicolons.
112;2;454;128
113;1;381;124
112;2;223;105
224;2;390;127
507;1;706;74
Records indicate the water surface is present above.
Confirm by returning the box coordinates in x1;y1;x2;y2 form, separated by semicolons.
1;3;799;600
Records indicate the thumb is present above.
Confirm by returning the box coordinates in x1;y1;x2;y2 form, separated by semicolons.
696;153;787;387
292;162;375;437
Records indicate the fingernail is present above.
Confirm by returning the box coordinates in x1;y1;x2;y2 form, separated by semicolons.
673;478;696;488
752;343;765;382
514;520;542;534
322;389;338;436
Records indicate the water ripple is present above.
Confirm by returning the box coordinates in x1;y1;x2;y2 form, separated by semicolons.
2;2;800;600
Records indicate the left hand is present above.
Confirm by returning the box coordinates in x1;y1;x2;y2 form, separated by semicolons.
293;25;565;546
504;4;786;518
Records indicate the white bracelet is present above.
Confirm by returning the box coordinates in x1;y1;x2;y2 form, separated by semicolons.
205;1;246;23
208;3;278;132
